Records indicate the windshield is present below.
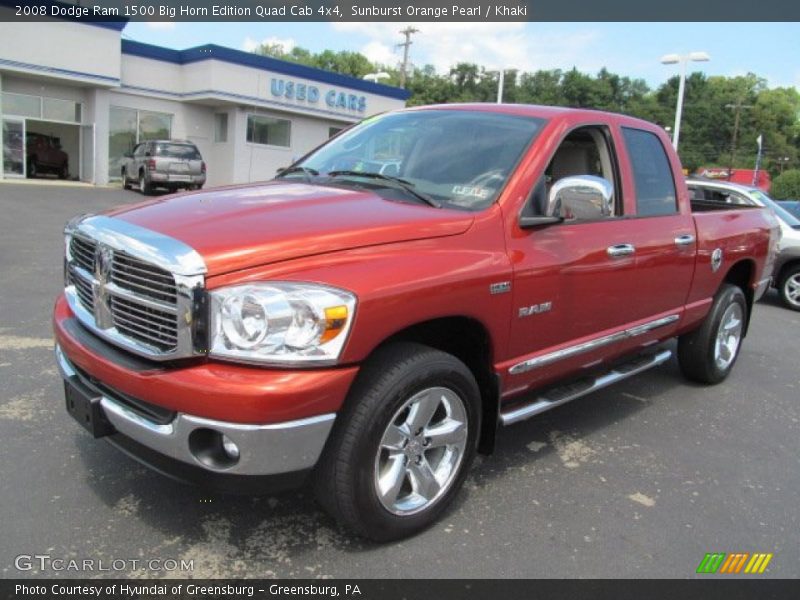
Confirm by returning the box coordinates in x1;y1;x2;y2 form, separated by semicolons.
155;143;201;159
750;190;800;228
287;110;545;211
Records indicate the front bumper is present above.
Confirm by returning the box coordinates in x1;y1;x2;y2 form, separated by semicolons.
53;294;359;488
56;344;335;482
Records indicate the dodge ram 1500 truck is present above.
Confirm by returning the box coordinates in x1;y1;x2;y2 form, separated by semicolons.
54;104;779;541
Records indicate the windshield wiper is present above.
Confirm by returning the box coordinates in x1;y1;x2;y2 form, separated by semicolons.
275;166;319;183
326;170;441;208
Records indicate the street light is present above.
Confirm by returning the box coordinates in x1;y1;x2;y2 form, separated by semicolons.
660;51;710;151
363;72;391;83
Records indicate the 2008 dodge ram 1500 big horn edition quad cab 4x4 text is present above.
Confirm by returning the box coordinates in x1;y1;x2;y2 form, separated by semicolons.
54;105;779;541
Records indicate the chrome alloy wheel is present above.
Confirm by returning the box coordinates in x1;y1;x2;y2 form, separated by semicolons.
374;386;468;516
714;303;743;371
784;273;800;308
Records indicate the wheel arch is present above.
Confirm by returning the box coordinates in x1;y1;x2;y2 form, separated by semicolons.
722;259;755;335
366;316;500;455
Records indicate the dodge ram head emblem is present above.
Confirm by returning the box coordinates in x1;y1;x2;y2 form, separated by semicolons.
93;243;114;329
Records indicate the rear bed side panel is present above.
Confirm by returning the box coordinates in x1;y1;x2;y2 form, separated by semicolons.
681;208;775;333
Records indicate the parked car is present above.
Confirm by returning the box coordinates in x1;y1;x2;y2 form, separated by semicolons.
777;200;800;219
56;105;779;541
121;139;206;194
688;178;800;310
26;132;69;179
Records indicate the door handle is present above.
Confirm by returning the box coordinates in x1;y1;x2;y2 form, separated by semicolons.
607;244;635;258
675;234;696;246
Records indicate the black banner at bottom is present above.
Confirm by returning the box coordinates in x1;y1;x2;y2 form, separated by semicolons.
2;579;799;600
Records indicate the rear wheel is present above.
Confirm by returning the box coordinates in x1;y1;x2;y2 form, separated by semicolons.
778;264;800;311
139;171;152;195
27;158;37;179
314;342;480;541
121;168;131;189
678;283;747;384
59;163;69;179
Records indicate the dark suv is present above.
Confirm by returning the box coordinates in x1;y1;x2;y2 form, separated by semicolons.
26;132;69;179
121;140;206;194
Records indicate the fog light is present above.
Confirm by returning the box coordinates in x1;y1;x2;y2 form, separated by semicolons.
221;434;240;460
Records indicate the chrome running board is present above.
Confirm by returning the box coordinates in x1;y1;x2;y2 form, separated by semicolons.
499;349;672;426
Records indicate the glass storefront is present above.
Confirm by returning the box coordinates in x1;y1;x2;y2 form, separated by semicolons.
108;107;172;179
2;119;25;177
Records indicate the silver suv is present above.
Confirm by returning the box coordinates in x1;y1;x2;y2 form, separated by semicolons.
688;178;800;311
121;140;206;195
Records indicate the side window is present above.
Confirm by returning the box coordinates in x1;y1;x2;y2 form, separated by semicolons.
528;126;619;221
622;127;677;217
132;144;143;158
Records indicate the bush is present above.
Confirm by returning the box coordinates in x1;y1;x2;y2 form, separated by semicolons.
771;169;800;199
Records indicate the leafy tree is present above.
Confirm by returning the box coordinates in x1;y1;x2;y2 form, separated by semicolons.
770;170;800;199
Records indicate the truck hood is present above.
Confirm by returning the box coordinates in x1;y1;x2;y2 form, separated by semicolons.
107;182;474;276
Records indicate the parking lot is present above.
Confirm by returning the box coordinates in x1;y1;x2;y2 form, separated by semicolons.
1;180;798;579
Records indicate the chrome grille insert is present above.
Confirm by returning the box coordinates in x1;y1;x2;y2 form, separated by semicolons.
64;215;206;361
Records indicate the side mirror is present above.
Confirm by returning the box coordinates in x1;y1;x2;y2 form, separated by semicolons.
123;152;133;159
547;175;614;220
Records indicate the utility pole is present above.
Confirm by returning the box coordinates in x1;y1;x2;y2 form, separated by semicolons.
397;27;419;88
725;100;753;180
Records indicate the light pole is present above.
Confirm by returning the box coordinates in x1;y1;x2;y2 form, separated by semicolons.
660;51;710;151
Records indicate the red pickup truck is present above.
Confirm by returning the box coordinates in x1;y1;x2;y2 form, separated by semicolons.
54;105;779;541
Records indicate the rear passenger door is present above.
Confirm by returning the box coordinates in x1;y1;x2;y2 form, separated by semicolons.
618;127;696;321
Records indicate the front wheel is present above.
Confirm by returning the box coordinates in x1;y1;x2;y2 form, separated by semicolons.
778;265;800;311
678;283;747;384
314;342;480;541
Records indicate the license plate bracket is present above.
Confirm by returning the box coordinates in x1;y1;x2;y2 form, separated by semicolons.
64;380;115;438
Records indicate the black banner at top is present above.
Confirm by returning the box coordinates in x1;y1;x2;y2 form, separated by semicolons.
1;0;800;22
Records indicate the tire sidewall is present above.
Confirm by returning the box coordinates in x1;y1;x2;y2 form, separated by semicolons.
703;286;747;382
779;266;800;311
347;353;480;539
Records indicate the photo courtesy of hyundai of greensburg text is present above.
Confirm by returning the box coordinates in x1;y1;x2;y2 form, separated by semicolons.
0;1;799;598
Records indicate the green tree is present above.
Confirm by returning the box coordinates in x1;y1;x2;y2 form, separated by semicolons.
770;169;800;199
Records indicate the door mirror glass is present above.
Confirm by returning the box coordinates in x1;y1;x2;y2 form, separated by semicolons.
547;175;614;220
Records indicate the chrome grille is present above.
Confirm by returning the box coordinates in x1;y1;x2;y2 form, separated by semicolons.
64;215;206;360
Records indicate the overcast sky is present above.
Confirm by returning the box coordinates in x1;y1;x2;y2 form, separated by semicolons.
123;22;800;90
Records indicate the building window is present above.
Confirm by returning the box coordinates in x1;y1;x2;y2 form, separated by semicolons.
214;113;228;143
108;107;173;179
2;92;41;118
329;127;344;138
42;97;82;123
246;114;291;147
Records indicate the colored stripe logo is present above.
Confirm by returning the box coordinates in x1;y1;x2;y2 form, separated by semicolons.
696;553;773;574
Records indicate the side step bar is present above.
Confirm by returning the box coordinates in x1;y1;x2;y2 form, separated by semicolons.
499;349;672;426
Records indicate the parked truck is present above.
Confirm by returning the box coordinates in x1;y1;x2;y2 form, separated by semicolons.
54;105;779;541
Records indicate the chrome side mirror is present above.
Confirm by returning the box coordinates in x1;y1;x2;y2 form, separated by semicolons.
547;175;614;219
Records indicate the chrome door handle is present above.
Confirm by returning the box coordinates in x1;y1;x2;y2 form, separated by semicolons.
607;244;635;258
675;234;695;246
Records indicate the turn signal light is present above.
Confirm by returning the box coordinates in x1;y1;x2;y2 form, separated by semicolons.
320;305;348;343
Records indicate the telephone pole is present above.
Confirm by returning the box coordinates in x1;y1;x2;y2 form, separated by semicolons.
725;100;753;180
397;27;419;88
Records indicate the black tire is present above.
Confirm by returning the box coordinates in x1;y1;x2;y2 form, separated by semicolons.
59;163;69;179
121;168;131;190
314;342;481;541
678;283;747;384
27;158;37;179
778;264;800;312
138;171;152;195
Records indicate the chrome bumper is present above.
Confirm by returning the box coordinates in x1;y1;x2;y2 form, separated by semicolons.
55;345;335;477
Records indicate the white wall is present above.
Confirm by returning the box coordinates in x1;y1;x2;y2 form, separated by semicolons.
0;22;119;85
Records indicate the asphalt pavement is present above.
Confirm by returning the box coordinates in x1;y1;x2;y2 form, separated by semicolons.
1;180;798;579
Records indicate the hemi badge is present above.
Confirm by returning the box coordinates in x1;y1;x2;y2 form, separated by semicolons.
490;282;511;295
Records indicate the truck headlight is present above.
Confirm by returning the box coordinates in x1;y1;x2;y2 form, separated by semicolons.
209;282;356;366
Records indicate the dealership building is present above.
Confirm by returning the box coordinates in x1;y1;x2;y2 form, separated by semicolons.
0;20;409;186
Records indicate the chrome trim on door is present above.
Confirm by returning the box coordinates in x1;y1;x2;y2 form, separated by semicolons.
508;314;679;375
607;243;635;258
675;234;695;246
